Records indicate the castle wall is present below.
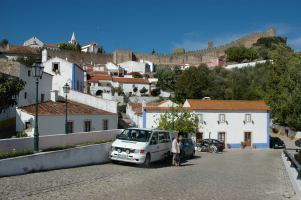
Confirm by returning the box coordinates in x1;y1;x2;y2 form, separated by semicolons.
46;49;113;64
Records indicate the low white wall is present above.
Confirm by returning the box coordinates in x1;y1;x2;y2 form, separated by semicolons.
0;142;112;177
282;152;301;199
270;124;301;139
0;129;123;153
68;89;118;114
128;96;159;103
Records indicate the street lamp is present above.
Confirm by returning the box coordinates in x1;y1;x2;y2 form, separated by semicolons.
171;92;175;131
63;83;70;134
32;58;44;153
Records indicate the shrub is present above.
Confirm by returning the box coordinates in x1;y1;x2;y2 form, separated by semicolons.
17;130;28;138
133;87;138;93
118;105;126;113
140;87;148;96
241;141;246;147
151;88;161;96
41;145;77;152
0;149;33;160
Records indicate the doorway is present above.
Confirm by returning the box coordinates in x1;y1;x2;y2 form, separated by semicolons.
244;132;251;146
218;132;225;143
196;133;203;142
285;129;289;137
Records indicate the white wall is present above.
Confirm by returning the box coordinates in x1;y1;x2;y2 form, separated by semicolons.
0;129;122;153
0;142;113;177
18;64;53;107
226;60;272;69
68;89;118;114
23;37;43;47
118;61;147;74
270;123;301;138
126;104;142;128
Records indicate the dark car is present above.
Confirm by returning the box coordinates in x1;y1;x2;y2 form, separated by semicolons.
179;138;195;158
295;139;301;147
270;137;285;149
199;139;225;151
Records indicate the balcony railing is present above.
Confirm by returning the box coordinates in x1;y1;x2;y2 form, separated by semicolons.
283;148;301;180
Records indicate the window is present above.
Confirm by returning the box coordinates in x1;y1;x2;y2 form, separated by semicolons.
28;70;31;77
197;114;203;123
132;84;135;88
67;122;73;133
98;82;101;86
41;94;44;102
151;132;158;145
25;122;30;130
77;80;79;90
24;92;27;99
245;114;251;122
80;82;82;91
119;83;123;88
107;83;111;87
52;62;60;72
219;114;225;122
103;120;108;130
129;92;132;96
84;121;91;132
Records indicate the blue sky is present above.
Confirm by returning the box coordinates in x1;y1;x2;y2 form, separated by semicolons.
1;0;301;53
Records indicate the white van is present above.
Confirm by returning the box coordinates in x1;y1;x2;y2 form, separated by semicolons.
109;128;178;167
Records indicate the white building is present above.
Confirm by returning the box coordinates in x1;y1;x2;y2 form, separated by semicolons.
42;54;84;96
44;43;60;50
81;42;103;54
69;32;78;46
142;99;270;148
16;91;117;136
118;61;151;74
111;77;151;96
126;100;177;128
23;36;44;48
0;58;53;130
0;46;37;61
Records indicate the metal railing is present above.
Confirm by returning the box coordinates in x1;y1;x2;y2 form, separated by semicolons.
283;148;301;180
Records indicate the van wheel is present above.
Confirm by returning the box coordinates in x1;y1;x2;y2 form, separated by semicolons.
143;154;150;167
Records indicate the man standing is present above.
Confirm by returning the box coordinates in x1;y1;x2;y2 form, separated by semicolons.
172;135;179;166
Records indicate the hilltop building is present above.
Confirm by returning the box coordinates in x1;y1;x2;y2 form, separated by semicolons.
69;32;78;46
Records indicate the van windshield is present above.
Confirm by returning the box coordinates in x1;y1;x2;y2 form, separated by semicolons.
118;129;152;142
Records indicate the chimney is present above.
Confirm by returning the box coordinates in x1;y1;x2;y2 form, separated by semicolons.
42;49;48;62
50;90;59;102
142;100;146;113
91;61;93;65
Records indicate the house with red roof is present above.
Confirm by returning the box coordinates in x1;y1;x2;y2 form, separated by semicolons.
16;91;117;136
142;99;270;148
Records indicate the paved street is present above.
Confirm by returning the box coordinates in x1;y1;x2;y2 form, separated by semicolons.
0;131;298;200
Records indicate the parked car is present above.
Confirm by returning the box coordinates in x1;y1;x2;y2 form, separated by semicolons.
199;139;225;151
270;137;285;149
295;138;301;147
179;138;195;158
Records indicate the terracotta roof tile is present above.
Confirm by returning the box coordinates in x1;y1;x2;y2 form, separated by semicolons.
112;78;149;84
44;43;58;47
87;75;112;82
186;100;270;110
18;99;115;116
146;100;169;106
87;68;93;74
3;46;36;54
90;71;109;75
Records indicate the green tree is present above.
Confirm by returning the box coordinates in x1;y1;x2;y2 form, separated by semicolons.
173;65;182;75
97;48;103;53
133;87;138;93
175;66;209;101
153;106;198;134
140;87;148;96
156;67;176;91
226;46;247;63
265;44;301;130
151;88;161;96
133;73;143;78
0;75;26;113
56;42;75;51
244;48;259;62
75;43;81;51
1;39;8;48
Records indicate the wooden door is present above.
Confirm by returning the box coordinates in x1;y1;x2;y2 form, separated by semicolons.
196;133;203;142
244;132;251;146
218;132;225;143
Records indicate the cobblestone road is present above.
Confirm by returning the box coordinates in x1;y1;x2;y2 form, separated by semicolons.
0;132;298;200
